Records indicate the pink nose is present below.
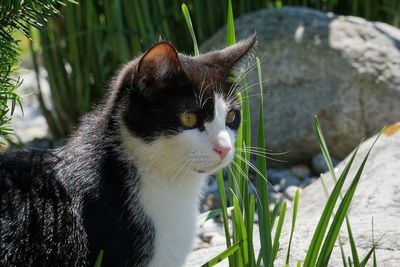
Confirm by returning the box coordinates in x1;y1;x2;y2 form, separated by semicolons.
213;145;232;159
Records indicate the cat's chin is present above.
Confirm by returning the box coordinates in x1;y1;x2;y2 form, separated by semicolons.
193;160;231;175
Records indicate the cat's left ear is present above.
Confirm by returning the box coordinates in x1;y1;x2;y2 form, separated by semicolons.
134;41;181;97
198;34;256;69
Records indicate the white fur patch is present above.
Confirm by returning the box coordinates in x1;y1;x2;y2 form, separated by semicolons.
119;93;235;267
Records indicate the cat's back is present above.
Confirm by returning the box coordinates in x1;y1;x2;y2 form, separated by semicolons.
0;149;87;266
0;149;54;186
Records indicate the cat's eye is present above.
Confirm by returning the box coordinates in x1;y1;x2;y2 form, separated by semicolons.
226;110;236;124
179;112;198;128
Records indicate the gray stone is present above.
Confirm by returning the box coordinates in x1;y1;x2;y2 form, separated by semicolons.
279;176;302;191
311;153;340;175
267;168;291;184
186;123;400;266
201;7;400;166
290;164;311;179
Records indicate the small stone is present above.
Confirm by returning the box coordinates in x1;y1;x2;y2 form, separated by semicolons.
279;177;302;192
267;168;291;184
290;164;311;179
311;153;340;174
198;231;213;243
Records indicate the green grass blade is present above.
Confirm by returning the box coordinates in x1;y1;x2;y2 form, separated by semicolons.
255;57;272;267
216;170;233;265
246;195;256;266
314;116;337;181
226;0;236;46
346;217;360;266
372;218;377;267
234;93;244;201
316;131;383;266
303;137;360;266
286;188;300;265
359;245;376;267
233;195;249;265
200;240;242;267
94;249;103;267
270;199;281;229
339;238;349;267
348;256;353;267
271;201;287;264
318;138;356;267
181;3;199;56
242;79;251;170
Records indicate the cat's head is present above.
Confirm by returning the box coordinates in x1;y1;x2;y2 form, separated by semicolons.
118;36;256;178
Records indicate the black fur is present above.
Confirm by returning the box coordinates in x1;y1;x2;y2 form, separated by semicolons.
0;36;255;266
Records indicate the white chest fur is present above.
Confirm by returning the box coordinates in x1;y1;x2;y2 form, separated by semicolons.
119;92;234;266
140;169;206;267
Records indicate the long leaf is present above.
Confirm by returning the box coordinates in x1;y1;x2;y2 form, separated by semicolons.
271;201;287;265
303;137;361;266
233;195;249;265
317;130;357;267
316;130;383;266
94;249;103;267
255;57;272;267
201;240;243;267
359;245;376;267
226;0;236;46
346;217;360;266
216;170;233;266
270;199;281;229
181;3;199;56
286;188;299;265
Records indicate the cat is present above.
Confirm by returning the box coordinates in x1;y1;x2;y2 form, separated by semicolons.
0;35;256;267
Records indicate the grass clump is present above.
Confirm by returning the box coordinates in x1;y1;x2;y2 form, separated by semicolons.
182;2;383;266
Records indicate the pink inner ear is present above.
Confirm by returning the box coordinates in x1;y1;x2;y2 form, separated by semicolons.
137;42;181;78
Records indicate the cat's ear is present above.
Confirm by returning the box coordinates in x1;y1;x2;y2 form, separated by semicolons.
134;41;181;97
199;34;256;69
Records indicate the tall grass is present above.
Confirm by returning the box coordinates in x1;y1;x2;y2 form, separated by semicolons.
32;0;399;139
181;2;383;266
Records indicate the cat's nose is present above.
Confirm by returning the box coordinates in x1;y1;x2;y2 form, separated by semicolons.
213;145;232;159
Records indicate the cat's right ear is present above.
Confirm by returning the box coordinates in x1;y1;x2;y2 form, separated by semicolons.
134;42;182;98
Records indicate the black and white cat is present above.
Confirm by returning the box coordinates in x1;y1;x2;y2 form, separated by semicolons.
0;36;256;266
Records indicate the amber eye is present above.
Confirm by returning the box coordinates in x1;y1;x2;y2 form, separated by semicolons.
179;112;198;128
226;110;236;124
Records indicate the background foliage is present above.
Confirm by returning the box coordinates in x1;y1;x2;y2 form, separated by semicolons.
31;0;400;139
0;0;73;144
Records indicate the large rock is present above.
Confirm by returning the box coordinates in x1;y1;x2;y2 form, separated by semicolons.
201;7;400;166
185;123;400;266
